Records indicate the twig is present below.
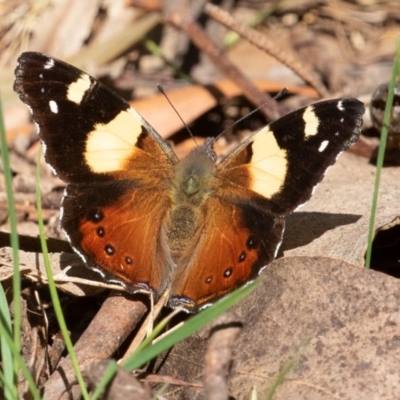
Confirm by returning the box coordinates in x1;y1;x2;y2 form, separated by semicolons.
203;311;243;400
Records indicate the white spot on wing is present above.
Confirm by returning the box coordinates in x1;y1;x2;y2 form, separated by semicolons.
318;140;329;152
67;74;92;104
44;58;55;69
49;100;58;113
337;100;345;111
303;106;319;137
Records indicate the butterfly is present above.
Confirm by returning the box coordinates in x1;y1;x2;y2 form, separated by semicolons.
13;52;365;312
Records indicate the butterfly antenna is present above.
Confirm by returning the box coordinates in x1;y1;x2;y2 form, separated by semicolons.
157;84;199;147
214;88;289;141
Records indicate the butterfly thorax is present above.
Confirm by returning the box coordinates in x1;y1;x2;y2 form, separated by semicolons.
167;143;217;261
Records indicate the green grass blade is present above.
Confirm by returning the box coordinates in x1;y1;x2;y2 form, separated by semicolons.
130;308;182;358
223;0;282;48
265;356;297;400
0;366;17;400
36;146;90;399
0;305;41;399
122;280;259;371
89;360;118;400
141;37;192;82
365;39;400;268
0;89;21;398
0;284;14;399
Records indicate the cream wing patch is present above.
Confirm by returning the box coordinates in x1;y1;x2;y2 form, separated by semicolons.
248;126;288;199
67;73;92;104
303;106;320;137
85;108;143;173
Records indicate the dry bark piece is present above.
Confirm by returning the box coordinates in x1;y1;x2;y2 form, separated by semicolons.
230;257;400;399
27;0;100;57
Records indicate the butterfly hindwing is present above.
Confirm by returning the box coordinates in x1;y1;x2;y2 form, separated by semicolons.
62;182;174;296
169;197;285;311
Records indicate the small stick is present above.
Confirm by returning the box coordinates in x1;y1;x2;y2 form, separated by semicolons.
203;311;243;400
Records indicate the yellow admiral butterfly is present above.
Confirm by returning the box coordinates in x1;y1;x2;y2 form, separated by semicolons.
14;52;365;312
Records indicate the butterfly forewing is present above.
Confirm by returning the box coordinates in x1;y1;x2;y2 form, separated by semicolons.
219;98;365;216
13;52;177;184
